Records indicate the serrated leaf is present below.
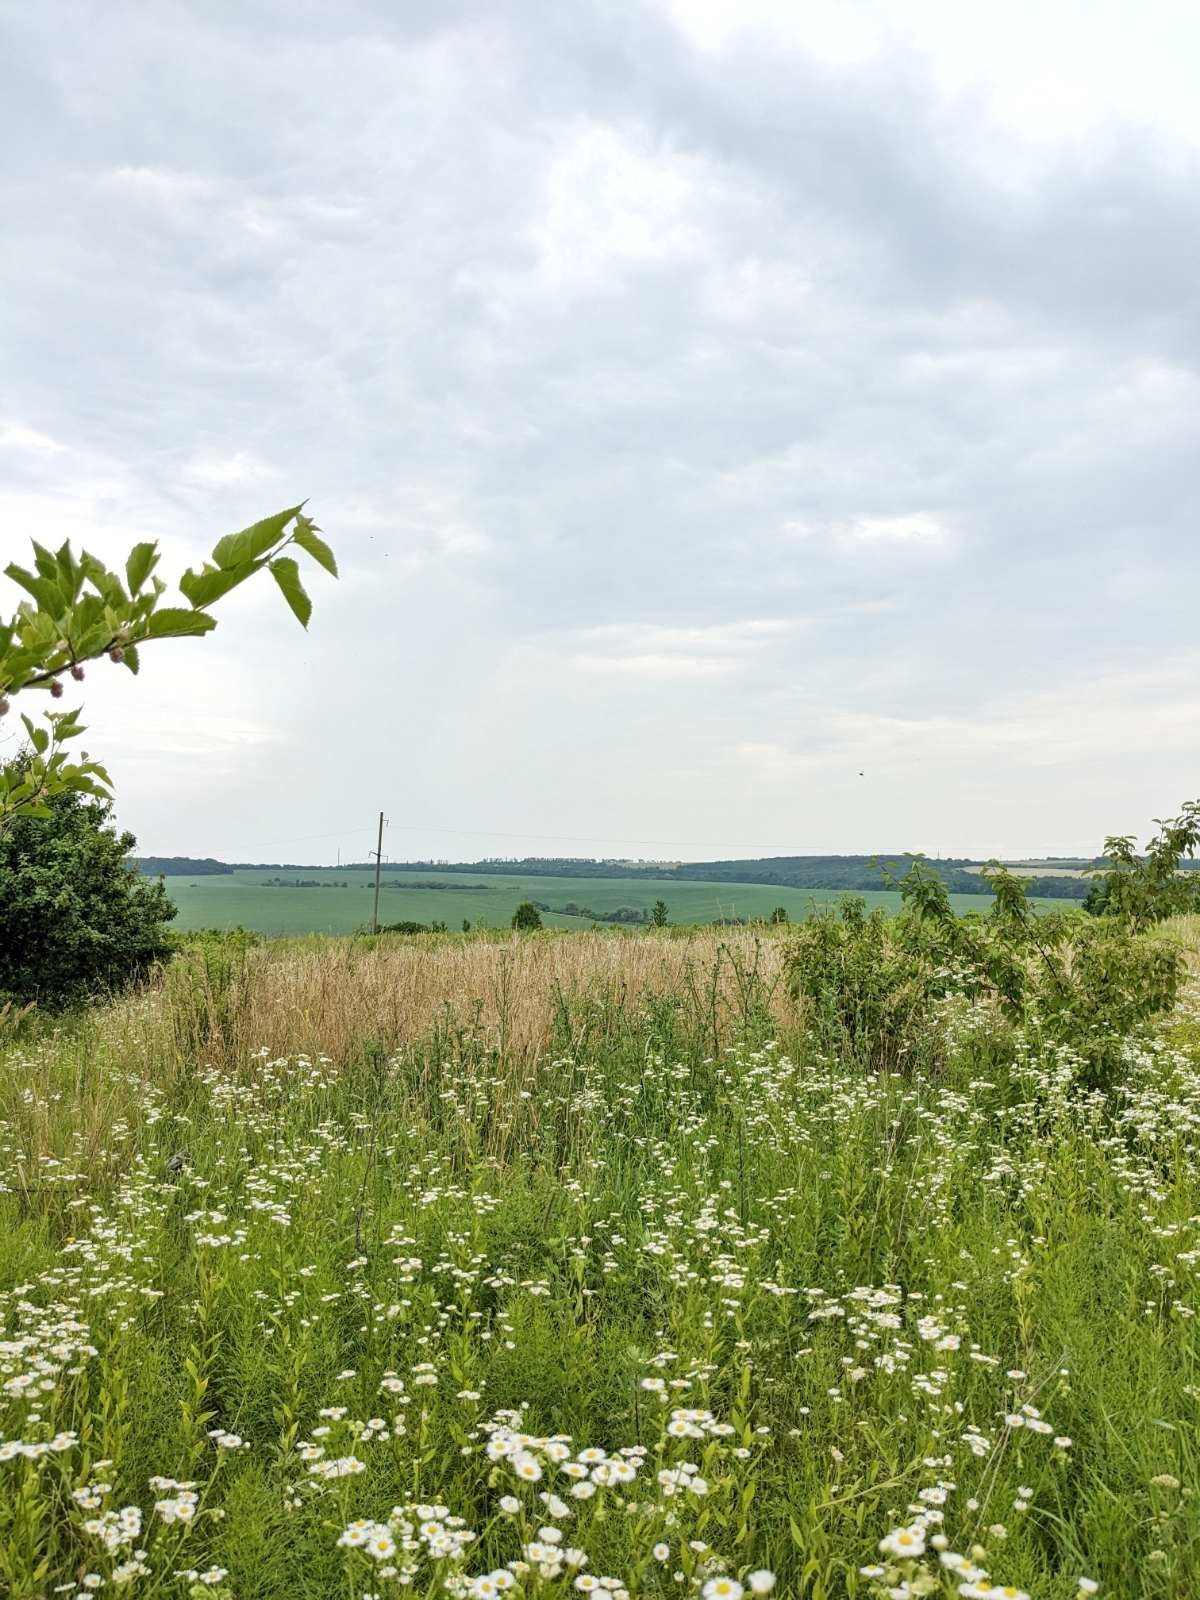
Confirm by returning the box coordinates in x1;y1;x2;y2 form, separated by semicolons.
121;643;140;674
126;542;159;595
54;542;83;602
31;541;59;581
268;557;311;627
293;520;338;577
21;714;50;755
4;563;64;615
76;623;115;658
144;608;218;639
211;504;304;570
179;562;255;608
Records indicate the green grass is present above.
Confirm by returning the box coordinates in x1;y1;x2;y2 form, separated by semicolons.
1;931;1198;1598
159;867;1068;935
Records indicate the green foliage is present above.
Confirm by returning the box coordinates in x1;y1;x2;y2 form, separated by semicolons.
0;507;335;828
1085;800;1200;929
511;900;543;931
786;856;1187;1089
0;785;176;1009
650;899;669;926
769;905;789;923
784;895;945;1072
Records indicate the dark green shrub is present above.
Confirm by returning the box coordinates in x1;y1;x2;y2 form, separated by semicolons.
512;902;543;931
0;786;175;1009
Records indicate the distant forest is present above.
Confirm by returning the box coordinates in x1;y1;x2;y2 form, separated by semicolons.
123;851;1180;900
347;853;1099;900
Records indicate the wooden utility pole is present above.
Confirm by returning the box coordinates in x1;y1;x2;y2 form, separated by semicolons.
370;811;385;933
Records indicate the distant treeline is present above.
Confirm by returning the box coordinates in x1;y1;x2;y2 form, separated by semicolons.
351;854;1101;900
260;878;351;889
538;902;650;924
133;852;1199;898
134;857;233;876
384;880;495;892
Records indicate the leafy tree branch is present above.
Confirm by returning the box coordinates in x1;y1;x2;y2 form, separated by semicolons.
0;504;336;828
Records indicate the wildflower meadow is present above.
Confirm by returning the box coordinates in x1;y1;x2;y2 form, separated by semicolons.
2;924;1198;1599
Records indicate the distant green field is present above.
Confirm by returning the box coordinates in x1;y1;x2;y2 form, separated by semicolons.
158;867;1067;934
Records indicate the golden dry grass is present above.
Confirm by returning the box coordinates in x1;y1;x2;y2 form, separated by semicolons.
159;927;791;1071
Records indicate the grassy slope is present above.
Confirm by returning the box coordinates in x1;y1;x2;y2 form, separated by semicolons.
160;866;1066;933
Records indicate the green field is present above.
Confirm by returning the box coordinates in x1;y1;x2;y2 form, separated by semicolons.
158;867;1066;934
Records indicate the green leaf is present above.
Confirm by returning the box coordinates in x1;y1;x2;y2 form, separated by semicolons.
126;542;160;595
211;505;304;570
144;609;218;639
179;563;256;608
268;557;311;628
4;563;65;615
121;643;140;674
21;714;50;754
31;541;60;581
292;519;338;577
54;542;84;602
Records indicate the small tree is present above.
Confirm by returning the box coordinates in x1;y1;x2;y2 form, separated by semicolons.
1086;801;1200;930
512;901;542;931
650;899;669;927
770;905;789;924
0;784;176;1008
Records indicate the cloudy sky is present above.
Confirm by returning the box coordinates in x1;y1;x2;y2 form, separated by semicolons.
3;0;1198;864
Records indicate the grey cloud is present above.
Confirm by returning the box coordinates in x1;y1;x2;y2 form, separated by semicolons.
1;0;1197;858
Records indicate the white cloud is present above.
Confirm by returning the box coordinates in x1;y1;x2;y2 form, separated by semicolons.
846;513;948;543
0;422;65;454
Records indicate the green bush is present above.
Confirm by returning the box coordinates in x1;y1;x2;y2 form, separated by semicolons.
511;902;543;931
0;786;175;1009
784;861;1185;1089
784;896;944;1072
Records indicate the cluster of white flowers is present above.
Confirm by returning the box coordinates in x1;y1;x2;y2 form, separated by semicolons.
81;1504;142;1553
152;1480;199;1524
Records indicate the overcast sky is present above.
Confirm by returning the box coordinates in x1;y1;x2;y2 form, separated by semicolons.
2;0;1198;864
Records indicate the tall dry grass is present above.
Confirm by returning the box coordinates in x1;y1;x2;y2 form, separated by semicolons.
154;928;791;1072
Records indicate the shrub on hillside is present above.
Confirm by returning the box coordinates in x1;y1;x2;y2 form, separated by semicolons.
512;901;543;931
784;896;945;1073
0;785;175;1009
786;859;1186;1088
